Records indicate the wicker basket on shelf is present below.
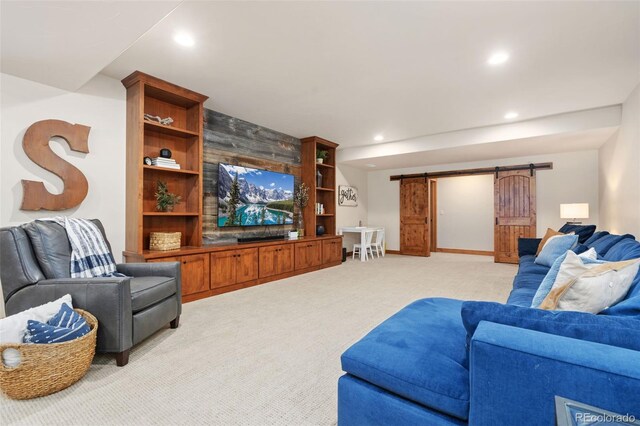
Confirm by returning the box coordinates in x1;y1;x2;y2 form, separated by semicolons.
150;232;181;251
0;309;98;400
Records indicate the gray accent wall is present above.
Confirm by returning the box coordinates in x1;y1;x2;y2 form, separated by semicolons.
202;109;302;243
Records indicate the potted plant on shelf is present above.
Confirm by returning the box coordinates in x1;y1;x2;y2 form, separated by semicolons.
155;181;181;212
316;149;329;164
293;183;310;237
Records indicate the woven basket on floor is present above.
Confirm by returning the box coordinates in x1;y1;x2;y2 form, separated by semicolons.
150;232;181;251
0;309;98;400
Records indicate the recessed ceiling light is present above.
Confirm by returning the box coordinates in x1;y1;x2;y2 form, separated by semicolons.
174;32;195;47
504;111;519;119
366;164;377;168
374;135;384;142
487;51;509;66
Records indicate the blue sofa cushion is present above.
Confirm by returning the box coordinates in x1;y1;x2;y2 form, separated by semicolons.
517;255;550;276
603;238;640;262
558;224;596;244
506;288;537;307
461;301;640;352
588;234;635;256
584;231;609;246
341;298;470;420
535;234;578;267
512;273;546;291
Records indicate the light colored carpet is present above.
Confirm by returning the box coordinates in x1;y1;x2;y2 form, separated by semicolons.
1;253;516;425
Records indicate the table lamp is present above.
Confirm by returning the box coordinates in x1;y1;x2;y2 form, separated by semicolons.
560;203;589;225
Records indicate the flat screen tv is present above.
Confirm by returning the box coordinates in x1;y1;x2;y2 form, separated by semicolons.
217;163;295;227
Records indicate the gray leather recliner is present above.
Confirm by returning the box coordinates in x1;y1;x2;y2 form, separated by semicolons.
0;219;181;366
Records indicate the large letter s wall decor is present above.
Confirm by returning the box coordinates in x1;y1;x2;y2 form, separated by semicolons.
21;119;91;211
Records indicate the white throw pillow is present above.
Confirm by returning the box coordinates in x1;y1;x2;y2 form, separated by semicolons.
540;252;640;313
0;294;73;367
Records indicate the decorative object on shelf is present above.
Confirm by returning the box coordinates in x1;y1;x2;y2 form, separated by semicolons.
143;156;152;166
294;183;310;237
338;185;358;207
316;169;323;188
316;149;328;164
316;225;325;236
149;232;181;251
151;157;181;170
288;230;299;240
143;113;174;126
159;148;172;159
20;119;91;212
155;181;181;212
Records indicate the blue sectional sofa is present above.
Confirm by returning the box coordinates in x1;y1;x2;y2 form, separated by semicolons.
338;230;640;425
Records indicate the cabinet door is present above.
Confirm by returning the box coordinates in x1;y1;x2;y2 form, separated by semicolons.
259;246;279;278
294;242;310;270
236;248;258;284
278;244;294;274
323;238;343;264
308;241;323;267
210;250;237;289
150;254;210;296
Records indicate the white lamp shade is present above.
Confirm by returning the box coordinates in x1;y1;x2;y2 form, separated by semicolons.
560;203;589;219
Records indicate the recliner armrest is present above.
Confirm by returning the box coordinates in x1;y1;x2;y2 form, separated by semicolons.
468;321;640;426
518;237;541;257
31;277;133;353
116;262;180;279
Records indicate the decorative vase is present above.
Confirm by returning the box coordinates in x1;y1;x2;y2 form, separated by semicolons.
297;215;305;237
316;225;325;236
164;205;174;212
316;170;323;188
316;158;323;164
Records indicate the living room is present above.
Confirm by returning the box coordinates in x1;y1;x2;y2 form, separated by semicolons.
1;1;639;425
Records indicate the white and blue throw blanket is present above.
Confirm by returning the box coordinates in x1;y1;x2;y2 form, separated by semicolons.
46;217;125;278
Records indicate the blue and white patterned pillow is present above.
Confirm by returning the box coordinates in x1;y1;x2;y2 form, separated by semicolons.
24;303;90;344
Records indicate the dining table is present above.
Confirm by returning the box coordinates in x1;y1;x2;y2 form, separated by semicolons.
338;226;385;262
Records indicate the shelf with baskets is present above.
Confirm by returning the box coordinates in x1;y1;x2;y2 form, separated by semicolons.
300;136;339;237
122;71;208;253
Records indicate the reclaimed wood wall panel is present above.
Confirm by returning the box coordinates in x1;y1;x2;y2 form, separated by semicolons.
202;109;301;243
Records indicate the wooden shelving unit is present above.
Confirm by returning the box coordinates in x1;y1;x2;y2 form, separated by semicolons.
300;136;339;237
122;71;208;253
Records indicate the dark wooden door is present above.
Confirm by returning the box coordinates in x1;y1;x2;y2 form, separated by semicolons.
235;248;258;284
494;170;536;264
400;178;430;256
210;251;236;289
322;238;342;263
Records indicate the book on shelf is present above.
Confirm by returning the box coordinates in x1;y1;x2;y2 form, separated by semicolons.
152;157;177;164
315;203;325;214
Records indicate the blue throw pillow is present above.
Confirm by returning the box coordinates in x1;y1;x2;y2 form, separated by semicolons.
48;303;87;329
535;234;578;267
530;249;600;308
461;301;640;352
558;224;596;244
23;303;90;344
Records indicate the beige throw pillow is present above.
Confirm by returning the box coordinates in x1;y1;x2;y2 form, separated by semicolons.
539;251;640;313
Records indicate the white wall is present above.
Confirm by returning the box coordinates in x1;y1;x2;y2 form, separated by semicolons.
599;84;640;237
436;175;494;251
368;150;600;251
1;73;127;260
335;164;368;249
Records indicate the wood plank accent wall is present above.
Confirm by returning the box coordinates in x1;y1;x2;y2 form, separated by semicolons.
202;110;302;243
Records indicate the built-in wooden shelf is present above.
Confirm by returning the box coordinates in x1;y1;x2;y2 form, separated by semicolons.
315;162;335;169
316;214;335;217
316;187;335;192
143;165;200;175
143;212;200;217
143;120;199;138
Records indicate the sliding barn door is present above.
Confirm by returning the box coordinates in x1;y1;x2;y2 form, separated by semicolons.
494;170;536;264
400;178;431;257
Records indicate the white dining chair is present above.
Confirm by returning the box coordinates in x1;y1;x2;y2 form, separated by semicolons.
353;230;375;261
372;228;385;258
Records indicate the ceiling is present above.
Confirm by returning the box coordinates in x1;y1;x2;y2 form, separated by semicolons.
2;1;639;157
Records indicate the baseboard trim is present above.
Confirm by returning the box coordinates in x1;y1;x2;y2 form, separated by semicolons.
385;250;401;255
434;248;494;256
